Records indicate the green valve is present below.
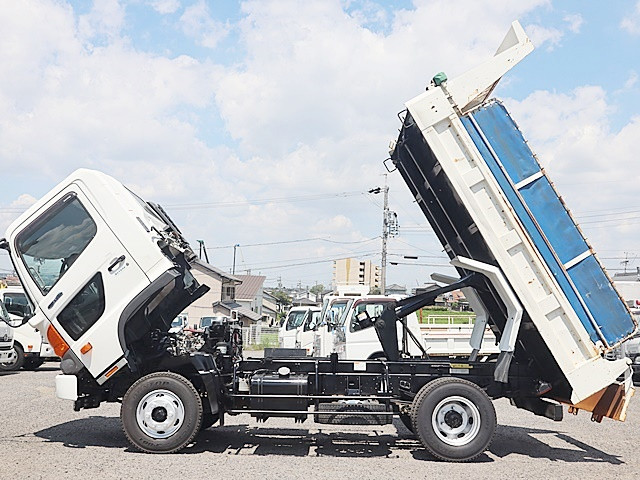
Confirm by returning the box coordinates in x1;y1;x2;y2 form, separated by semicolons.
432;72;447;86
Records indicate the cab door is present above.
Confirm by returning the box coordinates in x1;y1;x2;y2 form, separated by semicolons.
12;184;151;380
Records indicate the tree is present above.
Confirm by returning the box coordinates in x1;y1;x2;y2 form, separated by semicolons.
310;283;324;299
272;290;292;310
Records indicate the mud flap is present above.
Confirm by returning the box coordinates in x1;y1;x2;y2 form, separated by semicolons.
190;353;224;424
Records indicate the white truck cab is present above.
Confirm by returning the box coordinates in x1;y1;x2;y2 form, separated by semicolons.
278;306;320;349
313;295;424;359
0;168;209;387
0;300;15;363
0;286;56;370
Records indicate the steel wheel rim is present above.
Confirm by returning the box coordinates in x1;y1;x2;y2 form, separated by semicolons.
136;389;185;439
432;395;481;446
1;347;18;367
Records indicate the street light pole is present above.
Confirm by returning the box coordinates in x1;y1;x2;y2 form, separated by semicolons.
232;244;239;275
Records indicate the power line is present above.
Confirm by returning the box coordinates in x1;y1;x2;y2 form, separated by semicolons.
205;236;379;250
163;191;366;210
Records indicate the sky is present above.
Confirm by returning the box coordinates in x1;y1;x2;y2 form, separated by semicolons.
1;0;640;292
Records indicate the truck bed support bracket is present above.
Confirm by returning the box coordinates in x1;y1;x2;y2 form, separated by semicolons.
450;256;523;383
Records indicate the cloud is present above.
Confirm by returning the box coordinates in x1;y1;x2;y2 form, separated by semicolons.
525;24;564;50
505;87;640;259
563;13;583;33
179;0;230;48
621;1;640;35
4;0;633;286
148;0;181;15
0;194;37;238
624;71;639;90
78;0;126;44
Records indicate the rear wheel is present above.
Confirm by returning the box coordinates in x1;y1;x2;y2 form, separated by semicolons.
411;377;496;462
121;372;203;453
0;343;24;371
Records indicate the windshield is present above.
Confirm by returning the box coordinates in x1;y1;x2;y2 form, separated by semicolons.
2;292;33;319
199;316;227;328
3;292;29;306
286;310;307;330
171;317;184;328
304;310;322;331
328;301;349;325
16;194;97;294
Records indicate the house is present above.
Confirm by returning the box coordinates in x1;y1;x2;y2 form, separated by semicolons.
262;291;279;326
386;283;407;296
180;259;241;327
292;297;318;307
217;274;266;325
211;301;261;324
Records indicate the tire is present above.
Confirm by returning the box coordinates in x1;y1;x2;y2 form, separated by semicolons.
367;352;386;360
411;377;496;462
0;343;24;371
23;357;45;370
121;371;203;453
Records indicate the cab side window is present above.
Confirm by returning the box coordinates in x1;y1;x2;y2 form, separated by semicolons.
350;303;386;332
16;194;97;294
57;273;105;341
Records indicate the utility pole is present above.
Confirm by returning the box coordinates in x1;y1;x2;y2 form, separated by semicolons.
232;244;239;275
370;176;398;295
381;175;389;294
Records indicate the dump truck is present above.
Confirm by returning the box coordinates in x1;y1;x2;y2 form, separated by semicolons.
0;21;636;462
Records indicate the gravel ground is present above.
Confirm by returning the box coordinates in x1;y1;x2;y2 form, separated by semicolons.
1;362;639;480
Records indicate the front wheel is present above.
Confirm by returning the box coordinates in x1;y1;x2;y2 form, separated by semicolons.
0;343;24;371
121;371;203;453
411;377;496;462
23;357;45;370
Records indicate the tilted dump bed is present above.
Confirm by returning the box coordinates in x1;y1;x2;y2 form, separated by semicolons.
390;21;636;417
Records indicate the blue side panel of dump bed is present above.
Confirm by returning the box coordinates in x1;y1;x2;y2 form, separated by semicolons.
461;101;635;346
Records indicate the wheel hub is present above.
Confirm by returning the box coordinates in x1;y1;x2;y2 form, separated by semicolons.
432;395;481;447
151;406;168;423
136;389;185;439
444;409;464;429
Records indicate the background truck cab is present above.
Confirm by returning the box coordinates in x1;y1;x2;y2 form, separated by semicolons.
278;306;319;349
0;286;56;370
0;299;15;363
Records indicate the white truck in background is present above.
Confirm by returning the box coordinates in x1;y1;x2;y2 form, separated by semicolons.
0;299;15;363
313;295;425;359
0;286;56;370
278;306;320;350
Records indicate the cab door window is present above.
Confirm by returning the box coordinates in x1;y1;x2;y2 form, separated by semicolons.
15;194;97;294
57;273;105;341
350;302;388;332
